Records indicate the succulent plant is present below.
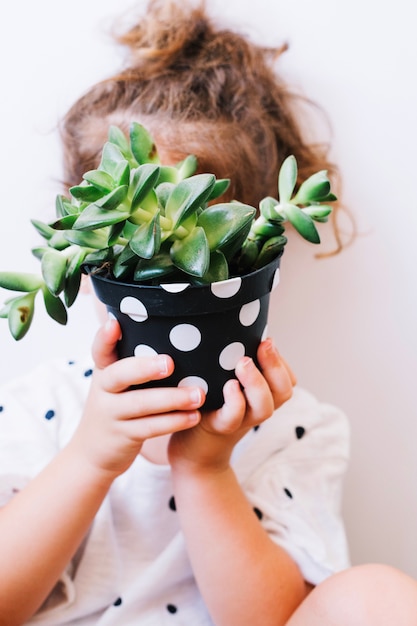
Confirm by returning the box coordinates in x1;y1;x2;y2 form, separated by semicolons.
0;122;336;340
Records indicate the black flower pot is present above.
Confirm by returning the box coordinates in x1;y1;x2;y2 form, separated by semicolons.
89;256;281;410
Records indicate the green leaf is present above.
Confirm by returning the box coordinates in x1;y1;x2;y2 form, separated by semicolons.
237;239;260;271
207;178;230;201
129;212;161;259
73;205;130;230
278;155;297;203
42;287;68;324
251;219;285;238
31;219;55;241
255;236;287;268
48;231;72;251
0;272;43;292
108;125;132;161
129;122;159;165
113;160;131;187
51;214;79;230
165;174;216;229
130;164;161;210
202;250;229;283
197;203;256;251
283;204;320;243
134;253;175;282
293;170;332;204
303;205;333;222
95;185;128;210
63;229;109;249
170;227;209;277
69;183;104;202
99;142;128;179
64;249;86;307
176;155;198;180
259;196;283;222
112;246;138;278
41;249;68;296
156;166;179;185
56;194;78;217
83;169;115;193
83;247;114;267
155;182;175;210
8;292;36;340
31;246;49;261
108;221;126;247
0;299;12;318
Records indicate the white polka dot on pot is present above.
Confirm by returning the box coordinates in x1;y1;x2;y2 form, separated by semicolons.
239;299;261;326
211;276;242;299
120;296;148;322
271;268;280;290
219;342;245;371
134;344;158;357
178;376;209;394
160;283;190;293
169;324;202;352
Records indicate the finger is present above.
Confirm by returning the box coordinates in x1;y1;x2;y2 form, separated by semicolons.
201;378;246;434
91;318;122;370
119;409;202;441
234;356;274;420
100;353;175;392
108;385;205;419
256;339;296;408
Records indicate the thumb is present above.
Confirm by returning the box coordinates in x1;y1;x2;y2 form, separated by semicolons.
91;317;122;370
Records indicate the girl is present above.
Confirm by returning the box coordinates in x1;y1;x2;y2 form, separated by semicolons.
0;1;415;624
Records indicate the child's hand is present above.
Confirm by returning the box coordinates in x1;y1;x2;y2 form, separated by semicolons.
70;318;204;479
168;338;296;472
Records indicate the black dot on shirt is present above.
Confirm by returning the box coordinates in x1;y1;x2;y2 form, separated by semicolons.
167;604;178;614
253;425;260;432
168;496;176;511
0;406;3;413
295;426;305;439
44;409;55;420
283;487;293;499
84;369;93;377
253;507;263;520
113;597;122;606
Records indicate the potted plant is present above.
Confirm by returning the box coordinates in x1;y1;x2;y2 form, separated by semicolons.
0;122;336;408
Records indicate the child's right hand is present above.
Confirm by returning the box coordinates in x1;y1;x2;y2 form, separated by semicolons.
70;318;204;479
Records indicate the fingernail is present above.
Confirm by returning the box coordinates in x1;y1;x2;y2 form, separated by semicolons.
157;355;169;376
241;356;253;368
188;410;201;424
104;317;115;332
189;388;203;406
265;338;279;356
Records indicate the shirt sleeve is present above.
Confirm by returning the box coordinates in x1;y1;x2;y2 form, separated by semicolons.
232;386;351;585
0;358;93;621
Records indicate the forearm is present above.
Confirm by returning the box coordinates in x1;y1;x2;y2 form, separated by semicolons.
0;441;113;625
171;463;308;626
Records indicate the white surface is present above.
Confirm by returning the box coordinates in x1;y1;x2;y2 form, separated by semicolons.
0;0;416;577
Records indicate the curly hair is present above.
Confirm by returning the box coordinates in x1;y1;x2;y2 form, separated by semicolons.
60;0;349;250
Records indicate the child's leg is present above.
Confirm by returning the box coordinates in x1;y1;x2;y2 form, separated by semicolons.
286;564;417;626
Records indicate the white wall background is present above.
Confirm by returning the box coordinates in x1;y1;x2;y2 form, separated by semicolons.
1;0;416;578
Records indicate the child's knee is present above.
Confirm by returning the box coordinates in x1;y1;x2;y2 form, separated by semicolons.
308;564;417;625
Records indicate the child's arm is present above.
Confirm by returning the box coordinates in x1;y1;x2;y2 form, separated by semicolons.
168;340;309;626
0;319;203;625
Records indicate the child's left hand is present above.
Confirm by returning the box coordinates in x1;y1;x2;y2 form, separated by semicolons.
168;338;296;471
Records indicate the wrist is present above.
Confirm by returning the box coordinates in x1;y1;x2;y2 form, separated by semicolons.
169;452;232;480
64;436;122;489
